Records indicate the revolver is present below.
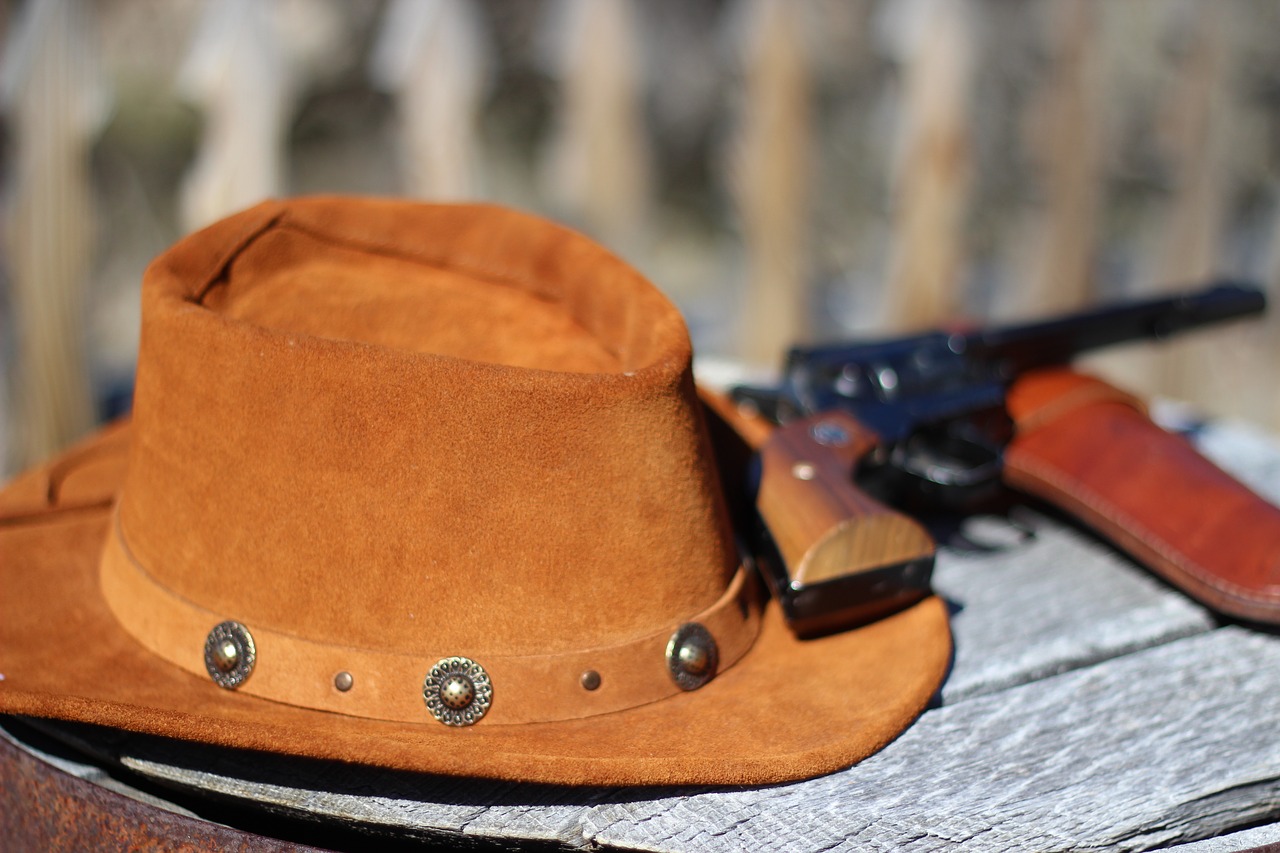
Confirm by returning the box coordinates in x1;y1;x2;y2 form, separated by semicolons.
727;281;1267;636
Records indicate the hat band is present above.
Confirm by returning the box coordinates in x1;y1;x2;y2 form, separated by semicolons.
99;513;762;726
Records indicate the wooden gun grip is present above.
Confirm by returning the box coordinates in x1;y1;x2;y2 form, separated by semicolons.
756;413;934;586
700;391;935;636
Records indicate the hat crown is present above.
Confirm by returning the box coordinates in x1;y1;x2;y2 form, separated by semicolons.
113;198;738;658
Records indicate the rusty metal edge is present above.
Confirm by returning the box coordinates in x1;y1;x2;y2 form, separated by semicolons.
0;717;332;852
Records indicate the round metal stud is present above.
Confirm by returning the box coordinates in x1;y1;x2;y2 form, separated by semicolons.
211;640;238;672
423;656;492;726
333;671;354;692
666;623;719;691
439;674;475;709
203;621;256;689
580;670;602;691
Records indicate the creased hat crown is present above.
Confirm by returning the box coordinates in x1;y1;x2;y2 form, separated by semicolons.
99;198;756;726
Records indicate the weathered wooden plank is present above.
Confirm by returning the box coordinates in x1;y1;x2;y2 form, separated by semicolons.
1162;822;1280;853
581;627;1280;852
936;508;1214;703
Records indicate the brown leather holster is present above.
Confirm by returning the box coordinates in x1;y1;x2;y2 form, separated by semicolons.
1004;368;1280;625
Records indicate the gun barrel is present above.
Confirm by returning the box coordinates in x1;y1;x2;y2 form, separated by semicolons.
766;280;1265;436
789;281;1264;377
969;281;1266;373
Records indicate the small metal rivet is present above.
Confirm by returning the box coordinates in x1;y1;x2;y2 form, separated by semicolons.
203;621;255;690
580;670;601;691
792;462;816;481
423;657;492;726
666;623;719;691
334;671;354;692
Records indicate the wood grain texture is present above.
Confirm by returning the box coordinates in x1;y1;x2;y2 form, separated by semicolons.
936;509;1214;703
1162;823;1280;852
756;412;933;585
581;628;1280;852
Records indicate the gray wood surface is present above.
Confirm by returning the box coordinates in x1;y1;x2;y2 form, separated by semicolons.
10;417;1280;850
583;628;1280;852
1164;824;1280;853
936;509;1214;703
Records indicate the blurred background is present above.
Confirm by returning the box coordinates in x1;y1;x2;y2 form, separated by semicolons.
4;0;1280;477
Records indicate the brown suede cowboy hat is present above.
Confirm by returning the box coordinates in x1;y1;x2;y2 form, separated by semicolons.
0;197;950;786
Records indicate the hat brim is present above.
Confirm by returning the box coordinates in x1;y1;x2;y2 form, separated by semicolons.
0;424;951;787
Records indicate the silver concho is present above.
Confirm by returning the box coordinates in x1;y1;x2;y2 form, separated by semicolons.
666;622;719;691
203;620;256;689
423;656;492;726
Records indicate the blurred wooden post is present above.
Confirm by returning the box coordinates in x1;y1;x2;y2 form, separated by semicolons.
881;0;974;329
1262;193;1280;431
726;0;812;367
371;0;489;200
178;0;290;231
1144;5;1245;416
1147;8;1232;291
1;0;107;468
1013;0;1103;317
541;0;651;259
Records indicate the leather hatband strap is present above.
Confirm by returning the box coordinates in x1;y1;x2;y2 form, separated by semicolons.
100;512;762;726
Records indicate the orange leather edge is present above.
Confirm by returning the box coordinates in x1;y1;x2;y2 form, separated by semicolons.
1005;368;1280;623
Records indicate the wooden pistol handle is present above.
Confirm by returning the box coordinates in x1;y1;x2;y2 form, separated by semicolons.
755;412;934;585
